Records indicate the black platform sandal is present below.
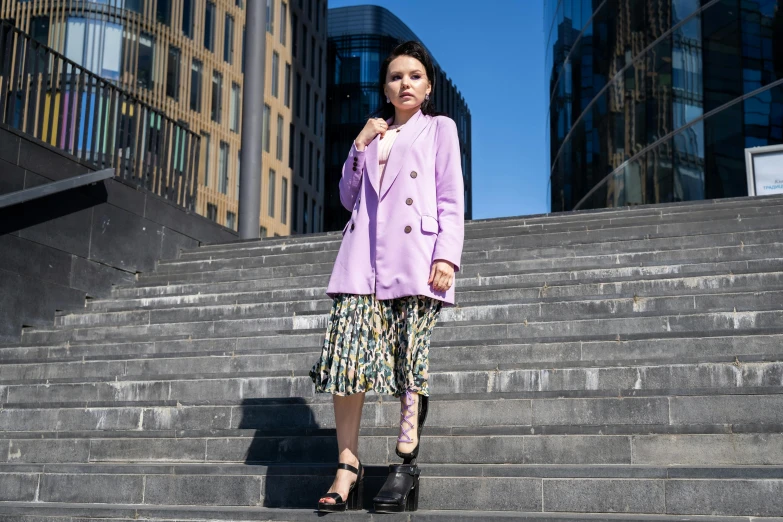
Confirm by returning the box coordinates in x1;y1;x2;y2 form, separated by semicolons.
317;461;364;513
372;463;421;513
396;389;429;460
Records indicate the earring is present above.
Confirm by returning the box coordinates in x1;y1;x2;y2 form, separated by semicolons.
425;94;430;101
386;96;390;103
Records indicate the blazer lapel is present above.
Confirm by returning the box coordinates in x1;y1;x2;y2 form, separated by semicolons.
379;110;428;200
365;136;380;195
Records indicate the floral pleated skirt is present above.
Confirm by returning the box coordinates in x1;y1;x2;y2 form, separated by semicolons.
309;294;442;397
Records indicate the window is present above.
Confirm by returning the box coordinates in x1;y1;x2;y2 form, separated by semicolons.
308;141;313;184
137;31;154;88
263;104;271;152
31;16;49;45
236;149;241;196
310;36;315;77
281;177;288;225
207;203;218;221
166;45;181;100
260;226;267;237
301;26;307;69
295;73;301;117
316;149;321;191
311;198;316;232
276;114;284;160
291;13;298;56
280;2;287;45
268;169;276;217
211;71;222;122
224;15;234;63
226;211;236;230
204;2;216;51
230;83;240;133
218;141;229;194
318;46;322;87
266;0;275;33
303;202;309;234
315;0;320;31
182;0;194;37
284;63;291;107
314;93;319;133
201;132;211;186
292;184;299;232
271;51;279;97
236;0;243;6
305;83;311;127
190;60;202;112
157;0;171;25
298;132;304;177
66;17;123;81
288;123;295;168
125;0;142;13
241;26;246;72
308;0;313;20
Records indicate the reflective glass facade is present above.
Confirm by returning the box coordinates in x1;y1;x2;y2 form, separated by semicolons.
325;6;472;232
546;0;783;211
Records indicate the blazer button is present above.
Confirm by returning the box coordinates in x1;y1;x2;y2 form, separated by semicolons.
352;167;357;172
410;171;417;179
404;225;412;233
405;198;413;205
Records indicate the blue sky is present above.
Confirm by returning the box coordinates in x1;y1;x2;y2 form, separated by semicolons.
328;0;549;219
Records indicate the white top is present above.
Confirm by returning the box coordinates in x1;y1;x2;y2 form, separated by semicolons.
378;124;404;190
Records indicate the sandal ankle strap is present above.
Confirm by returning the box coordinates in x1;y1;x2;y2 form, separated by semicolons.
337;461;361;475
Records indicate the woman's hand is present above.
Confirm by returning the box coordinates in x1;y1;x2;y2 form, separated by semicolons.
428;260;455;292
354;118;388;151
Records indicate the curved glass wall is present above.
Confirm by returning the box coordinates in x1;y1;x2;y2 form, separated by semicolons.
545;0;783;211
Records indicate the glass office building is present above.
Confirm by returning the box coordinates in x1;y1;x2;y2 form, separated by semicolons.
325;5;472;232
546;0;783;211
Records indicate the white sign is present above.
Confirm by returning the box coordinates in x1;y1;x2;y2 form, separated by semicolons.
745;145;783;196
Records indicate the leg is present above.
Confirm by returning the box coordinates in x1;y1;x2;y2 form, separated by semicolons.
396;389;419;455
319;392;365;505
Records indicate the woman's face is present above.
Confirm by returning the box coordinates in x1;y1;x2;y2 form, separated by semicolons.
384;55;431;112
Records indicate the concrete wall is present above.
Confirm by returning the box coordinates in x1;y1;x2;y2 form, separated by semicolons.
0;125;238;342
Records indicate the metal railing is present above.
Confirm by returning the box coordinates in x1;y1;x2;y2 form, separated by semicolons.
0;20;199;211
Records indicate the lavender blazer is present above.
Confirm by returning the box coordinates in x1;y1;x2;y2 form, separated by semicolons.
326;110;465;306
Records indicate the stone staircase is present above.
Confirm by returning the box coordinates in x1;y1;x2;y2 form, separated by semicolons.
1;196;783;521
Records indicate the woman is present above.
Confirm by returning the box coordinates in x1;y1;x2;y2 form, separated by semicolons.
309;40;465;513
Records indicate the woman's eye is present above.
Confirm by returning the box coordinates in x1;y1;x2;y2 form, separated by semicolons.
391;75;401;81
412;75;421;80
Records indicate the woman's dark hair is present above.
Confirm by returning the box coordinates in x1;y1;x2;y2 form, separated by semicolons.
375;41;440;119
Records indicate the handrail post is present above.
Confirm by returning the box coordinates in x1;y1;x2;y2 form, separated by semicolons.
238;0;267;239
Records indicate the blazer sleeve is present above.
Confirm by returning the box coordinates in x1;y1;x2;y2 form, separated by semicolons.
433;117;465;272
339;143;365;211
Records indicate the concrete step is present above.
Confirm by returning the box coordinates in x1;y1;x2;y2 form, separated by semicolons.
3;351;783;403
2;330;781;387
147;217;783;281
87;270;783;314
56;287;783;329
152;229;783;276
182;196;783;258
162;227;783;274
22;292;783;344
2;389;783;436
0;503;772;522
0;461;781;515
120;255;783;299
135;245;783;288
1;327;781;367
2;429;783;467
